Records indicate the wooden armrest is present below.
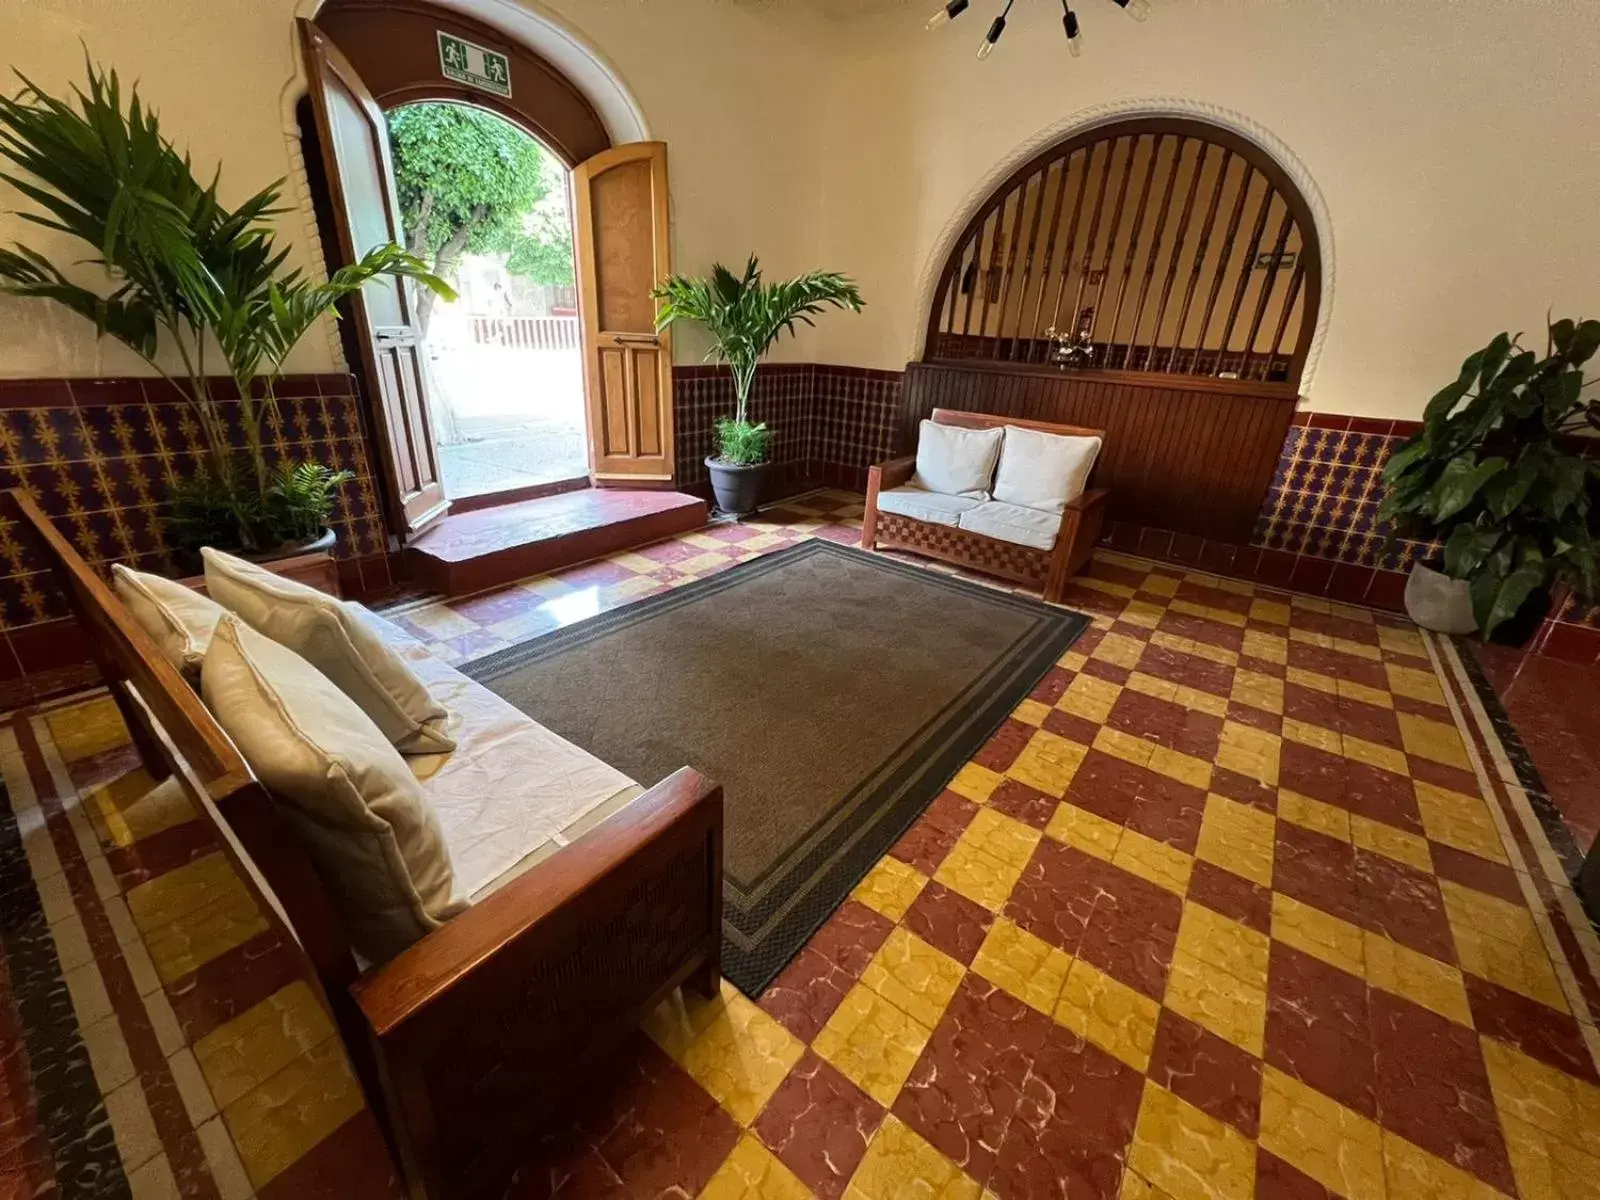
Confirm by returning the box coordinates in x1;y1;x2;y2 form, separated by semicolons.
1065;487;1110;512
352;767;723;1194
871;455;917;491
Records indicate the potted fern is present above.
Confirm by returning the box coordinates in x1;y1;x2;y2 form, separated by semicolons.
1379;319;1600;641
0;59;454;556
653;255;862;516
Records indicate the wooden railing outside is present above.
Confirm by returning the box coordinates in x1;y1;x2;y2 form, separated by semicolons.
471;315;581;351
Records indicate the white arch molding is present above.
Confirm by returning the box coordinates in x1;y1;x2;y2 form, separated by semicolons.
276;0;651;369
910;97;1336;394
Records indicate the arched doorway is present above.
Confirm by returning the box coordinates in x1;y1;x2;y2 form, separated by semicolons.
924;116;1323;391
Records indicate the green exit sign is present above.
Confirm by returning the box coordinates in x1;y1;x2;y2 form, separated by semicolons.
437;32;512;98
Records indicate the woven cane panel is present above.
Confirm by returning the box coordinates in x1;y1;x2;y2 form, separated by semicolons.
876;512;1049;587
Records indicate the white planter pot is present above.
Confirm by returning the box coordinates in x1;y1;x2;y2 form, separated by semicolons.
1404;563;1478;634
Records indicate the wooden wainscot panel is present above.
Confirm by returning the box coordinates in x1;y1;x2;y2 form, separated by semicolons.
900;361;1298;544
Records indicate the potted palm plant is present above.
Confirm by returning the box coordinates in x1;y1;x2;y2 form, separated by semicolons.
1379;318;1600;641
0;60;454;556
653;255;862;516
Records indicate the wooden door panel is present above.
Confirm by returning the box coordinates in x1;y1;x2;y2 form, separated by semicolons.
300;19;449;535
574;142;675;483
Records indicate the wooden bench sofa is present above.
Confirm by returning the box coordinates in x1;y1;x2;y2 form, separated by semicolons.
6;489;724;1199
862;408;1110;604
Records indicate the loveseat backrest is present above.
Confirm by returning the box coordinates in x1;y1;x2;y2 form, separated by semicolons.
928;408;1108;486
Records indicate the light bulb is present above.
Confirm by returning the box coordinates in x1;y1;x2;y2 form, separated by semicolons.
926;0;969;30
978;14;1006;58
1064;9;1082;55
1114;0;1151;21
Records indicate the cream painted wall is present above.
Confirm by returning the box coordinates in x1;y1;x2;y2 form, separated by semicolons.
810;0;1600;418
4;0;1598;421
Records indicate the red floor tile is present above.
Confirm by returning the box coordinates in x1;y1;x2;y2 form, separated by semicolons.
904;882;994;967
756;1053;883;1199
1148;1008;1263;1137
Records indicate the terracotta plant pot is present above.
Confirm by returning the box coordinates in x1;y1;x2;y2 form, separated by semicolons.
1404;563;1477;635
706;458;767;518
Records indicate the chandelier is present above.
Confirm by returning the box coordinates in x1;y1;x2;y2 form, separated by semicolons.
928;0;1150;60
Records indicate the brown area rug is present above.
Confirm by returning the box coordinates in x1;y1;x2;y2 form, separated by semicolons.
461;539;1088;995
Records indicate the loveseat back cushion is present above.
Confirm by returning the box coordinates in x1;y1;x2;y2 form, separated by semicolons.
201;615;464;962
958;500;1064;551
911;419;1004;498
992;425;1103;514
112;564;225;680
203;547;455;754
875;486;984;528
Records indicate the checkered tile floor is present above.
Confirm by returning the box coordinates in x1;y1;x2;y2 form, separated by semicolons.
4;490;1598;1200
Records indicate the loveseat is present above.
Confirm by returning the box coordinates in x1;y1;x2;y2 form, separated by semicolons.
7;489;722;1200
862;408;1110;603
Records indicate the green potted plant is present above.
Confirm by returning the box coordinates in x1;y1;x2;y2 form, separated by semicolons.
0;60;454;557
1379;319;1600;641
653;255;862;517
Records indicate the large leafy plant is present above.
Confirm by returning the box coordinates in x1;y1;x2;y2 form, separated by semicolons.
1379;319;1600;638
653;255;862;464
0;59;454;550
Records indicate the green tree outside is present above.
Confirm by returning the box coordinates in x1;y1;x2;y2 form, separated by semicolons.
385;102;574;331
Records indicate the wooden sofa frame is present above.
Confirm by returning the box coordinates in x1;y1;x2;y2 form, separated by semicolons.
861;408;1110;603
6;490;724;1199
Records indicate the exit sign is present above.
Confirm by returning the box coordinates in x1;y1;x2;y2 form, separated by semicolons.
437;32;512;98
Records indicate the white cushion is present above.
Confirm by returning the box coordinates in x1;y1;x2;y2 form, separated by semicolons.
350;606;644;903
957;500;1064;551
910;420;1004;498
112;564;225;679
201;616;462;963
202;548;454;754
993;426;1102;514
875;486;984;528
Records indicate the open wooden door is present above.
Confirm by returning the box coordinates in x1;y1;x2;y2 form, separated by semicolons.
299;19;449;536
573;142;676;485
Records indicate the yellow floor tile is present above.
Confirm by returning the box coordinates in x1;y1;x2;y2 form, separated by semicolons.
643;979;734;1059
1378;625;1430;660
948;762;1004;804
1121;599;1168;630
1277;789;1351;843
1440;882;1568;1011
1127;671;1181;704
1055;959;1161;1072
137;888;270;985
1113;831;1195;897
1336;678;1394;710
1259;1065;1386;1200
1079;576;1139;601
88;770;188;848
1007;728;1090;796
843;1115;981;1200
1012;698;1054;727
1362;932;1473;1027
46;696;129;764
1094;632;1147;670
814;985;933;1108
1386;662;1448;707
1169;599;1247;630
1331;635;1383;663
1499;1109;1600;1200
1282;718;1342;756
971;918;1073;1015
1415;780;1509;864
194;981;336;1109
852;856;928;922
861;927;967;1031
223;1037;364;1189
1341;733;1411;778
1163;947;1266;1057
700;1133;813;1200
1094;725;1159;770
933;839;1026;913
1141;573;1181;598
1215;722;1281;788
1127;1082;1256;1200
1120;1169;1181;1200
1398;710;1473;771
1285;667;1339;697
1172;682;1230;719
677;988;806;1125
1350;814;1433;873
1147;745;1214;792
1249;599;1292;625
1383;1131;1509;1199
1241;629;1289;666
1271;893;1365;978
1192;794;1275;888
126;853;250;933
961;809;1043;870
1175;902;1270;989
1045;801;1124;861
1481;1036;1600;1160
1059;673;1125;724
1229;669;1284;716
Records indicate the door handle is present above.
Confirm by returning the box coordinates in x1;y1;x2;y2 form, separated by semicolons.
612;333;660;346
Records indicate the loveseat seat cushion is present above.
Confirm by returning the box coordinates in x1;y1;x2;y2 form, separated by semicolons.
957;500;1063;551
351;606;642;903
910;419;1004;498
876;485;984;527
993;425;1102;513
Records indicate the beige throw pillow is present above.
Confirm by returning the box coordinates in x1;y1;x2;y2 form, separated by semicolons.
992;426;1103;514
910;420;1005;498
202;616;462;962
111;564;226;679
202;548;454;754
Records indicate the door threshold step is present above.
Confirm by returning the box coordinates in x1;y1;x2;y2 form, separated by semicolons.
405;488;707;596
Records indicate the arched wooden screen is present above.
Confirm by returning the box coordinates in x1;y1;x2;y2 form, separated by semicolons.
925;117;1321;388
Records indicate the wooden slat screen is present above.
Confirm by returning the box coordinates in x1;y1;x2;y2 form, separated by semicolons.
926;117;1320;388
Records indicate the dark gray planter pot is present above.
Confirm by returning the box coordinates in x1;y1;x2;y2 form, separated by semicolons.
706;458;767;518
